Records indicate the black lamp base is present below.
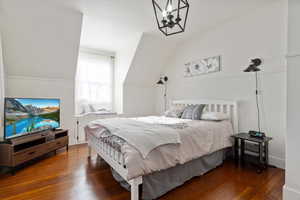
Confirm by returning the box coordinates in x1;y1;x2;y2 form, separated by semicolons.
248;130;265;138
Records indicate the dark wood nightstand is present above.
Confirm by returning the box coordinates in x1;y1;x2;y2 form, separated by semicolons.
232;133;272;173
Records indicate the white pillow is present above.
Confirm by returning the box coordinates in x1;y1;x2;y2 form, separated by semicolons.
201;112;229;121
164;105;186;118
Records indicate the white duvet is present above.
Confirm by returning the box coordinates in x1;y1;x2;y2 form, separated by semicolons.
86;117;182;158
86;116;233;180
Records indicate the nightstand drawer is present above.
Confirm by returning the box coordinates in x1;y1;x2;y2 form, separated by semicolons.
244;141;267;155
245;142;260;153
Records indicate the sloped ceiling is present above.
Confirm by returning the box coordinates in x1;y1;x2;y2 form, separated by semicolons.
124;33;176;86
77;0;278;51
0;0;279;83
0;0;83;80
75;0;279;87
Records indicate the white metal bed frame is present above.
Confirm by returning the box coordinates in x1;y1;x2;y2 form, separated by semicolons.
87;99;239;200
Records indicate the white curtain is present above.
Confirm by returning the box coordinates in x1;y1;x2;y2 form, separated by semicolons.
75;51;114;115
0;35;5;138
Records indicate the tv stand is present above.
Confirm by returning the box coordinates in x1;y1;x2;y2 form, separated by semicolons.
0;129;68;174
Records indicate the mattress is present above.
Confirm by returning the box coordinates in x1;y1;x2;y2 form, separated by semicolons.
85;116;234;180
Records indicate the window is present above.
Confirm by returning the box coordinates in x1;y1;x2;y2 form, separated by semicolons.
75;50;114;115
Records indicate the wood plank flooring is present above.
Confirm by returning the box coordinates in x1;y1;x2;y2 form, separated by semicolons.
0;144;284;200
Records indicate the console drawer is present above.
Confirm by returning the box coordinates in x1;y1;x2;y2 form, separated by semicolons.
46;137;68;152
14;146;46;166
13;137;68;166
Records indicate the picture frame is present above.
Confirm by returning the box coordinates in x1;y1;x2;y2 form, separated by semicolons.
184;55;221;77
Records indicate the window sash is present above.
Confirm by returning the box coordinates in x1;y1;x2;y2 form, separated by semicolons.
75;51;114;115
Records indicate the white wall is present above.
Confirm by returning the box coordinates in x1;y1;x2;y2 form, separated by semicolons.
123;33;176;116
123;84;156;116
114;33;142;114
0;35;4;139
157;1;287;168
0;0;83;145
284;0;300;199
5;76;77;145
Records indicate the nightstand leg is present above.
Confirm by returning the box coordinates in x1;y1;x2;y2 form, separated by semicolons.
241;140;245;166
88;145;92;159
265;142;269;167
259;143;264;171
10;167;16;175
234;138;239;166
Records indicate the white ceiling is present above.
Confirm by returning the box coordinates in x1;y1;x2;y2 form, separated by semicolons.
51;0;278;52
2;0;279;52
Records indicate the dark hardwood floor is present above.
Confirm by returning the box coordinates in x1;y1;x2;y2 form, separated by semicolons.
0;144;284;200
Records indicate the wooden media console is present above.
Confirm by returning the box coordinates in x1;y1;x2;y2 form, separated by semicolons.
0;129;68;174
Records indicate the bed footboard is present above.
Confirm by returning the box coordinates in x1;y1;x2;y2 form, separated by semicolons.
87;135;143;200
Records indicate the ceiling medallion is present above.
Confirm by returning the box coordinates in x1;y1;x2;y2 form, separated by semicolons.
152;0;189;36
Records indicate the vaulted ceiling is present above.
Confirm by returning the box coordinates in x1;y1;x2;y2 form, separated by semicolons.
73;0;278;51
0;0;83;79
76;0;279;87
0;0;279;80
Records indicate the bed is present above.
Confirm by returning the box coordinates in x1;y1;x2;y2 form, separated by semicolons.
85;100;239;200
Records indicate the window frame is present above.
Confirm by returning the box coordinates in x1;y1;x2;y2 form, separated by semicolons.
76;48;115;114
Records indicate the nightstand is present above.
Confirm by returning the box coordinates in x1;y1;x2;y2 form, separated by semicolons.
232;133;272;173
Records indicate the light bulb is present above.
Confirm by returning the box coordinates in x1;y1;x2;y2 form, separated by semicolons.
167;3;172;13
162;10;167;18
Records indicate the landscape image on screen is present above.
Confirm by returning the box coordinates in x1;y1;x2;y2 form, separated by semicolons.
5;98;60;139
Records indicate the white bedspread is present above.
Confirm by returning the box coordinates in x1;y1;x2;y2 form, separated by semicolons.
85;117;182;158
86;116;233;180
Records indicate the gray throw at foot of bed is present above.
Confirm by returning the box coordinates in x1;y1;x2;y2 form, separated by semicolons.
111;148;228;200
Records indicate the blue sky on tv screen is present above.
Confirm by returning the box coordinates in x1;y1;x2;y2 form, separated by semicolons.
16;98;60;108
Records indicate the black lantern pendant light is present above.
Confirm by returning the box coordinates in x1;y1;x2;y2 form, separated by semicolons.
152;0;189;36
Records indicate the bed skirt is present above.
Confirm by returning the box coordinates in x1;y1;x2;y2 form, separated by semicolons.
111;148;229;200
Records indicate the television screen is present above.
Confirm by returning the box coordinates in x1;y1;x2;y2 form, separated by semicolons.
4;98;60;140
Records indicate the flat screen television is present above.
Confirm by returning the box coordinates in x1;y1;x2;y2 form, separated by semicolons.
4;98;60;140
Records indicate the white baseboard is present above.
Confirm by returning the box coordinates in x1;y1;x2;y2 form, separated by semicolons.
77;140;88;145
269;155;285;169
283;185;300;200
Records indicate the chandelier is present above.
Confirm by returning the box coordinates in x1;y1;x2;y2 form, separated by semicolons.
152;0;189;36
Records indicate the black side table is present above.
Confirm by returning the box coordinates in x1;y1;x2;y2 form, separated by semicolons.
232;133;272;173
